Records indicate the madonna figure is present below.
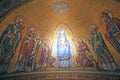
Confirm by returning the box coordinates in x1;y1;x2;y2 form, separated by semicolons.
55;29;74;67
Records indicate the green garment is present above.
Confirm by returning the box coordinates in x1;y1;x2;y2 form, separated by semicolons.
90;32;109;56
0;24;22;73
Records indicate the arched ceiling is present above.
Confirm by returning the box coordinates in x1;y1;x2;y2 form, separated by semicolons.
0;0;120;36
0;0;30;18
0;0;120;45
0;0;120;72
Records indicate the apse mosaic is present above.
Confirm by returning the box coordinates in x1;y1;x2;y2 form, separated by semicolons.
0;0;120;80
0;13;120;74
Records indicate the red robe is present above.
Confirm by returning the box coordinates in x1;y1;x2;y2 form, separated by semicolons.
105;18;120;32
77;42;95;67
21;35;35;59
105;17;120;52
39;45;50;64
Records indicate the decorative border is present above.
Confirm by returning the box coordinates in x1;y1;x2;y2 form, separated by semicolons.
0;71;120;79
0;0;32;23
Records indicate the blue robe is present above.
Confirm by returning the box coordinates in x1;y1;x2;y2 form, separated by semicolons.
26;53;33;67
106;20;120;53
57;32;71;67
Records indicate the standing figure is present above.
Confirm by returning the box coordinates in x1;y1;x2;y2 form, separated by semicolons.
26;48;36;72
34;32;41;54
55;29;74;67
39;39;51;67
76;38;96;67
88;25;118;71
33;32;41;70
14;27;36;72
0;16;26;73
100;10;120;53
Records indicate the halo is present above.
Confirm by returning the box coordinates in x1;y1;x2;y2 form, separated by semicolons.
77;38;85;43
14;16;26;24
89;24;98;31
103;10;113;18
100;10;113;18
28;27;35;34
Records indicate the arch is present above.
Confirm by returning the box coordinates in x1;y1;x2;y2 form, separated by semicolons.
52;24;76;67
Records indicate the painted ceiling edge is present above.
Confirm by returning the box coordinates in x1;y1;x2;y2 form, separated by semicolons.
0;0;32;23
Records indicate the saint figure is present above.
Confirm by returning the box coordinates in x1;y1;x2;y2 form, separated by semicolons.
14;27;36;72
88;25;118;71
76;38;96;67
100;10;120;53
39;39;51;67
0;16;26;73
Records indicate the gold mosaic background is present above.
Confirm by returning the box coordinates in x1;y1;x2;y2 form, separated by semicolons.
0;0;120;73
